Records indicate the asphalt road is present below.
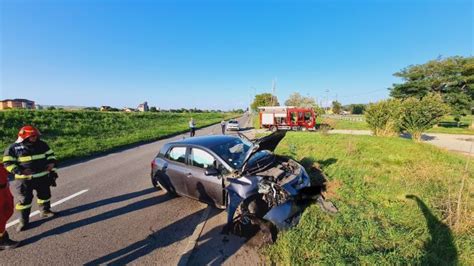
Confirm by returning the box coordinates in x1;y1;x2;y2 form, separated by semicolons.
2;115;252;265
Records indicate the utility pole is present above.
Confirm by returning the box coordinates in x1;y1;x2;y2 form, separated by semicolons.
325;89;329;112
271;79;276;106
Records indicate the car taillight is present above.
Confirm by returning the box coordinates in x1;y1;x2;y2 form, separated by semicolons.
151;159;156;169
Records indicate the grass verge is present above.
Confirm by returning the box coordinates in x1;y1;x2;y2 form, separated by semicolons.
319;115;474;135
266;132;473;264
0;110;238;161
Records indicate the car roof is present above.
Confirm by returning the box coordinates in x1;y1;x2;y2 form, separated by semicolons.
169;135;241;148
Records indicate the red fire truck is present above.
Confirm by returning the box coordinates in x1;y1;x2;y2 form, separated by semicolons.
258;106;317;131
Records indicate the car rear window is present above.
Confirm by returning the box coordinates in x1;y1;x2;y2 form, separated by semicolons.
167;147;186;163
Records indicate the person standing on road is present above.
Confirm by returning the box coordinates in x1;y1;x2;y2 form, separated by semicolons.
3;126;58;232
0;163;20;249
189;118;196;137
221;120;226;135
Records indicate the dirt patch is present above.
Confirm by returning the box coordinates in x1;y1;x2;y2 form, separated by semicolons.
324;179;342;200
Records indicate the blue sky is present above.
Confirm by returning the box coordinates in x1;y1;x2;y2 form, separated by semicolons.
1;0;472;110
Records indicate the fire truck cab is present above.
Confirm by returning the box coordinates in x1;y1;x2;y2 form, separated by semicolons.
258;106;316;131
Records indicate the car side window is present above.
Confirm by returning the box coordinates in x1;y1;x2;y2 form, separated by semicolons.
190;148;215;169
167;147;187;164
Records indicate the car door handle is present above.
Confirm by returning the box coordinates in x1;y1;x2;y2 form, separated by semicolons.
186;173;193;178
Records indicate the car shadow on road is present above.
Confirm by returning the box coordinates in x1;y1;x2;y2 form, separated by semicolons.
27;188;158;229
406;195;458;264
23;189;169;246
84;208;219;265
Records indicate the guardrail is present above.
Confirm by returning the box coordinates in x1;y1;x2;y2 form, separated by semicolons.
322;114;365;122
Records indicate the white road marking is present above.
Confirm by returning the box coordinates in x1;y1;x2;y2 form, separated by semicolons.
6;189;89;229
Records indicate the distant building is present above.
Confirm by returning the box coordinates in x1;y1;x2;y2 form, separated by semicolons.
123;107;136;112
100;106;111;112
137;101;149;112
0;99;35;110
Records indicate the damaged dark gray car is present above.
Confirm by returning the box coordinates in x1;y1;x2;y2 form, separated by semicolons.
151;131;332;240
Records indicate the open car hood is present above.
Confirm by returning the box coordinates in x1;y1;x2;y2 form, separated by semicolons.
239;130;287;173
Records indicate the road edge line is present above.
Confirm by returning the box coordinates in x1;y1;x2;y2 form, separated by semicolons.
6;189;89;229
177;206;211;266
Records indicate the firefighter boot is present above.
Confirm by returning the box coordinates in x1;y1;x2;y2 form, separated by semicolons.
16;209;31;232
39;202;56;218
0;232;20;250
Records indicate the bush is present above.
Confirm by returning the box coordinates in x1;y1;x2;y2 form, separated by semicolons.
399;94;449;141
364;99;401;136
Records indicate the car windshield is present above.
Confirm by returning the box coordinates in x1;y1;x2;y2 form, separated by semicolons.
210;138;252;169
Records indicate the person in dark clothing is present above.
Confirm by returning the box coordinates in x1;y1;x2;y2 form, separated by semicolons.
3;126;58;232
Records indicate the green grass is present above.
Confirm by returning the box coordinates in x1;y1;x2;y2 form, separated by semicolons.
427;115;474;135
266;132;473;265
0;110;238;161
252;113;260;129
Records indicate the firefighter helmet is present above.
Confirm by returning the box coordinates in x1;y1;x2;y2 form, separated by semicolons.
16;125;40;143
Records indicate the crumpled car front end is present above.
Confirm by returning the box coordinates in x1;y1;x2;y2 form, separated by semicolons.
225;155;324;239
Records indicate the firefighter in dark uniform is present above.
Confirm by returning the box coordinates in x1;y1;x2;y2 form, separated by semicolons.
3;126;58;232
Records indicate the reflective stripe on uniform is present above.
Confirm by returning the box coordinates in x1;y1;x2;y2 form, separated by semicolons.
2;156;17;162
37;198;51;204
15;174;32;179
46;156;57;160
15;170;49;180
5;164;18;172
18;154;47;162
16;203;32;210
45;149;54;155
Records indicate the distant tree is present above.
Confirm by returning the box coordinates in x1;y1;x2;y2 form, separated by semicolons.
85;107;99;111
350;104;366;114
390;56;474;116
285;92;317;107
332;101;342;114
251;93;279;111
47;106;56;110
150;106;158;112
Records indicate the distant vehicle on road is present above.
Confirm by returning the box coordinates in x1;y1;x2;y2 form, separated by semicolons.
226;119;240;131
150;132;324;239
258;106;316;131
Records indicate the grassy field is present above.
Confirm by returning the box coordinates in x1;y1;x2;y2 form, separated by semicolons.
266;132;473;264
320;115;474;135
0;110;238;161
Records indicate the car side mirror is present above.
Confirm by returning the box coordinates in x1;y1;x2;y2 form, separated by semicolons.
205;167;219;176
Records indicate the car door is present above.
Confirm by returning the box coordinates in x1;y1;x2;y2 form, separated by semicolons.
161;146;189;196
185;148;225;208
